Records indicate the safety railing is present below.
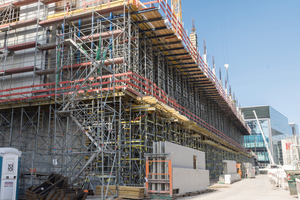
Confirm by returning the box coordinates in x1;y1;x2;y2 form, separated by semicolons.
128;72;247;151
0;71;247;152
138;0;250;133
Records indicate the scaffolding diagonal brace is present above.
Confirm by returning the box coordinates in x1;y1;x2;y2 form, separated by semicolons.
67;38;113;74
70;114;102;151
61;38;112;111
70;151;100;185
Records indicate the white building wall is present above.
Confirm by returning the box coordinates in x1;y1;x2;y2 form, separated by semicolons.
173;168;209;194
164;141;205;170
281;137;300;165
223;160;237;174
0;2;56;99
154;141;210;195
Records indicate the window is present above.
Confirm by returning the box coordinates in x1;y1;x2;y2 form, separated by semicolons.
193;155;197;169
173;189;179;194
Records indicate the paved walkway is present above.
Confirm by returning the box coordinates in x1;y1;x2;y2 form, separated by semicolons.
178;175;297;200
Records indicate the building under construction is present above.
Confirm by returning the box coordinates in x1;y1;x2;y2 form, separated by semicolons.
0;0;254;197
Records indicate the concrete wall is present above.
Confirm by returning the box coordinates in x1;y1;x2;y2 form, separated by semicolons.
219;160;241;184
223;160;237;174
153;141;210;194
164;141;205;170
173;168;209;194
0;2;56;99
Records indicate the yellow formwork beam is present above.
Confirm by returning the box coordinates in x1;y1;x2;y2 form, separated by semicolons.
47;0;126;20
202;140;235;154
136;95;249;155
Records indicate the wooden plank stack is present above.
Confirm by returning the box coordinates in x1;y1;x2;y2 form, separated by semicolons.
94;185;117;196
118;186;145;199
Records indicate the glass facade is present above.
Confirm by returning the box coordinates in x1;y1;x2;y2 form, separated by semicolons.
269;107;291;164
244;119;270;166
241;106;290;167
289;123;299;136
290;125;294;135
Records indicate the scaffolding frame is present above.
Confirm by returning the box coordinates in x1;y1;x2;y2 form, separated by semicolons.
0;0;254;198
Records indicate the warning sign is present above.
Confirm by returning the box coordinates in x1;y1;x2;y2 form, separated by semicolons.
4;182;13;188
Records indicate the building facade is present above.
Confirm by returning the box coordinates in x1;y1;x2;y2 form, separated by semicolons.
241;106;291;167
289;123;299;136
0;0;254;196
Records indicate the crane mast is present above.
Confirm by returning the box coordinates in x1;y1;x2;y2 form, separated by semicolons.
171;0;182;36
253;110;275;165
171;0;182;24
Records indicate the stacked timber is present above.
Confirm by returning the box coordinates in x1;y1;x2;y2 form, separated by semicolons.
94;185;117;196
118;186;145;199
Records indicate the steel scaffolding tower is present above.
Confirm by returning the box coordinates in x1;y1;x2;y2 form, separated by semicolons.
0;0;254;198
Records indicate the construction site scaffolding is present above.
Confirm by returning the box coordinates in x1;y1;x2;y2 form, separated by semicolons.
0;0;254;198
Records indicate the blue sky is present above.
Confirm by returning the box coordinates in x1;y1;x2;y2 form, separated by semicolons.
140;0;300;126
180;0;300;125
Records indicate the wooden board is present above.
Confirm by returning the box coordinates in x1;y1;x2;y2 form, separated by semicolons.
94;185;117;196
118;186;145;199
